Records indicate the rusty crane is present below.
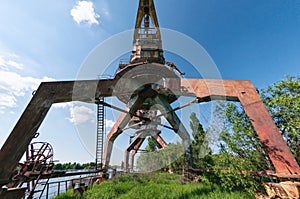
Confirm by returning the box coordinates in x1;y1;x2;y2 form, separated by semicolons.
0;0;299;198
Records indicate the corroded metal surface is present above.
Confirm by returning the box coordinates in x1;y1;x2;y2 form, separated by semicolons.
0;187;26;199
2;2;298;198
9;142;54;188
0;78;299;186
130;0;164;64
123;130;167;172
0;80;117;185
180;79;300;175
130;138;145;172
263;181;300;199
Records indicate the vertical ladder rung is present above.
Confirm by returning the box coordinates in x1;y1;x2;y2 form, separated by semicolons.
96;97;105;169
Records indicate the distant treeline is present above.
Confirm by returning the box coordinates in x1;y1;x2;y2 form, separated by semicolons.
53;162;98;170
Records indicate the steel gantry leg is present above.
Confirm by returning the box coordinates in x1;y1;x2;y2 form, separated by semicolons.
152;134;168;149
124;131;167;172
129;137;145;172
0;80;117;185
180;79;300;176
154;95;194;167
102;111;130;170
1;78;299;186
129;134;167;172
124;133;145;172
102;95;146;169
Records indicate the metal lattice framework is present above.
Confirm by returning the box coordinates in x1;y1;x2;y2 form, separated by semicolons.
0;0;299;198
0;78;299;182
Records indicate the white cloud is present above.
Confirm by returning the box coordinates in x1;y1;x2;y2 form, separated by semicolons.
0;55;55;111
0;71;55;98
0;93;17;108
6;60;23;70
68;105;95;125
105;119;115;129
0;57;6;67
70;1;100;25
66;104;115;126
0;55;24;70
52;102;73;109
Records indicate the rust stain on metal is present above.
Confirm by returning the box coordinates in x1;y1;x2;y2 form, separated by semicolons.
181;78;300;175
1;2;299;197
263;181;300;199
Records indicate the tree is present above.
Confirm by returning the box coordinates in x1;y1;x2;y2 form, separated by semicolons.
221;103;272;169
190;112;205;144
221;76;300;167
261;76;300;163
137;142;185;172
145;137;157;152
214;76;300;193
53;163;64;170
189;112;213;169
207;103;271;193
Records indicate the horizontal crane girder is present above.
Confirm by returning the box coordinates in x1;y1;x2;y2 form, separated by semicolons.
0;78;299;186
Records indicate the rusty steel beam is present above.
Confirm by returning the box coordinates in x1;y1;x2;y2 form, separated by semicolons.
102;95;146;169
135;0;160;32
126;133;145;152
0;80;117;185
180;79;300;175
154;95;194;167
1;78;299;185
102;112;130;169
124;131;167;171
124;133;144;171
130;138;145;172
0;187;26;199
129;134;167;172
152;134;168;149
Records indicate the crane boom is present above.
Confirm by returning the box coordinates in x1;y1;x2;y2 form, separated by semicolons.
130;0;164;64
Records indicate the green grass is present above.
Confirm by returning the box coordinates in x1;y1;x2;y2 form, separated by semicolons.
54;173;254;199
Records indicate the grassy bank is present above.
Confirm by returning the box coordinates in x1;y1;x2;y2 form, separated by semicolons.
54;172;253;199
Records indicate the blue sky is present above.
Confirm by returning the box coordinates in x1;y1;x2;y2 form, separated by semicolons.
0;0;299;165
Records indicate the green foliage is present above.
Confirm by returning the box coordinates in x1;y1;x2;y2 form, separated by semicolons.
213;76;300;193
53;190;81;199
145;137;157;152
212;102;271;194
210;153;264;194
189;112;214;170
54;173;253;199
137;143;185;172
261;76;300;163
221;103;272;170
190;112;205;144
53;162;97;170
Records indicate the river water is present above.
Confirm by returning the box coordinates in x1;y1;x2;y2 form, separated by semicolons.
24;170;106;199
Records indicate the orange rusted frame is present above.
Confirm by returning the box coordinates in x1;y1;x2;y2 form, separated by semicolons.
124;131;167;171
130;138;145;172
0;80;115;185
129;134;167;171
102;95;146;169
1;78;299;186
152;134;168;149
124;133;145;171
154;95;194;166
135;0;160;32
181;79;300;175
